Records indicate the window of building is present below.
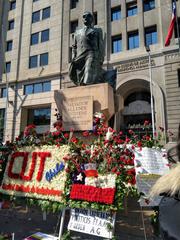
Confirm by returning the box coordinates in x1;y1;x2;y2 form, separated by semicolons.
8;19;14;30
24;81;51;95
32;10;40;23
42;7;51;20
128;31;139;49
178;69;180;87
31;32;39;45
127;1;137;17
24;85;33;95
6;40;13;51
43;81;51;92
145;25;157;46
27;108;51;126
0;109;5;142
34;83;43;93
174;17;180;38
70;20;78;34
112;35;122;53
1;88;7;98
40;53;48;66
111;6;121;21
29;55;38;68
33;0;39;2
5;62;11;73
41;29;49;42
9;0;16;10
143;0;155;12
70;0;78;9
93;12;98;25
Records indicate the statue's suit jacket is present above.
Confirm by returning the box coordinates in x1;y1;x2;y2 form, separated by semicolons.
73;26;104;62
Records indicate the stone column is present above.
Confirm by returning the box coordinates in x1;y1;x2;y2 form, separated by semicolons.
121;0;127;51
137;0;144;49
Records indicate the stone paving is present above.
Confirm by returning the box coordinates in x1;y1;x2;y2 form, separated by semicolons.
0;197;159;240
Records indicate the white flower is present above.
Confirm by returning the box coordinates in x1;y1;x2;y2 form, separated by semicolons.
105;127;113;141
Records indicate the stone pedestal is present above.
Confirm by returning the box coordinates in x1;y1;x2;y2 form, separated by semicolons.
54;83;114;131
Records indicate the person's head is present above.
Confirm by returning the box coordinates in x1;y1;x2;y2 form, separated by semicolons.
82;11;94;27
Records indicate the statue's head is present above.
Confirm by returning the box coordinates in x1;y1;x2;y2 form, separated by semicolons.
83;11;94;26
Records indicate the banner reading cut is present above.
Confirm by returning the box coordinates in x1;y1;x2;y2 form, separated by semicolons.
0;145;70;202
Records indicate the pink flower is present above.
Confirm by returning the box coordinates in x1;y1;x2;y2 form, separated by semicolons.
128;129;134;135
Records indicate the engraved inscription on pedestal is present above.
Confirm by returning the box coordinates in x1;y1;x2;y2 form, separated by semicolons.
62;96;93;131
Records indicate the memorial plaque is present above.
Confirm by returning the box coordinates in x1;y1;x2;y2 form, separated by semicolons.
62;96;93;131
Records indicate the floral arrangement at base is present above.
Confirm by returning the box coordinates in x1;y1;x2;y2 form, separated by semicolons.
0;112;169;213
0;145;70;203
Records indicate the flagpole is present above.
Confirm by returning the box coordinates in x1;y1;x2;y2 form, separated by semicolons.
174;0;180;52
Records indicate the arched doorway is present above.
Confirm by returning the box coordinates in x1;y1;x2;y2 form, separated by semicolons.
115;77;166;135
123;91;152;135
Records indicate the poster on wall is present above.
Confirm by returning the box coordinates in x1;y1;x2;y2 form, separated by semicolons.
0;145;70;202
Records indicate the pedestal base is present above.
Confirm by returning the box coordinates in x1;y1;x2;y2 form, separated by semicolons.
54;83;114;131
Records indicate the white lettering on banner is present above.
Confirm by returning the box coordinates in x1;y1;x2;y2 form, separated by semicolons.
68;208;116;239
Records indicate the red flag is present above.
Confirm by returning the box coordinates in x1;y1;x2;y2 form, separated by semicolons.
165;1;176;46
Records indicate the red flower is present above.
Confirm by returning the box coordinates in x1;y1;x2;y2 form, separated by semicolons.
137;141;142;147
145;136;151;141
144;120;149;126
71;137;78;144
64;133;69;139
111;167;117;173
82;131;89;137
128;176;136;185
65;168;70;173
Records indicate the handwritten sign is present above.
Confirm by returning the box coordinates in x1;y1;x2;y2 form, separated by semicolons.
136;174;162;206
68;208;116;239
0;145;70;202
62;96;93;131
134;148;169;175
134;147;169;206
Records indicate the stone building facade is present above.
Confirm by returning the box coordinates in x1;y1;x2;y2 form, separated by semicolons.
0;0;180;142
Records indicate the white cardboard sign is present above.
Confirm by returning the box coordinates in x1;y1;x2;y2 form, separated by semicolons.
134;148;169;175
134;148;169;207
68;208;116;239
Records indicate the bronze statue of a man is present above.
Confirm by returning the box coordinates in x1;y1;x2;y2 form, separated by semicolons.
69;11;104;86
